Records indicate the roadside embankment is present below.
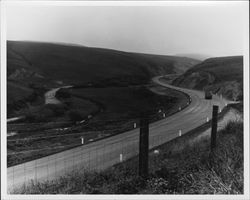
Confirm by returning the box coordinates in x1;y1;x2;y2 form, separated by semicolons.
151;105;242;156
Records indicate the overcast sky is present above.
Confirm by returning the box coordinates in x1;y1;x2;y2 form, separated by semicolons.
6;2;248;57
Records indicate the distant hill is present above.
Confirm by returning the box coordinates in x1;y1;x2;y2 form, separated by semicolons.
7;41;199;85
7;41;199;102
173;56;243;100
175;53;210;61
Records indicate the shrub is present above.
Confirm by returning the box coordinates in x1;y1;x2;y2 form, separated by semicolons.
44;104;67;117
67;110;83;122
56;88;71;99
147;178;171;194
113;176;146;194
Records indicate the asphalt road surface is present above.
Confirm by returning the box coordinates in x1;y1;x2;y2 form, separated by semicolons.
7;76;233;192
45;85;72;104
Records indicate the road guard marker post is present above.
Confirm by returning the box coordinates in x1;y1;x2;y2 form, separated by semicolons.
134;123;137;128
211;105;219;150
81;137;84;144
154;149;159;154
179;130;182;136
120;154;123;162
139;116;149;178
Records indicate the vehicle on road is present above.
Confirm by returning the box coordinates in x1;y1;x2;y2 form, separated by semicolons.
205;90;212;100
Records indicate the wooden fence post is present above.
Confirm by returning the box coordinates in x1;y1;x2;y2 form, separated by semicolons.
139;117;149;178
211;105;219;150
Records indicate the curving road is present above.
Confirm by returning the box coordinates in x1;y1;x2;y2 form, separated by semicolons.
7;76;233;193
7;86;73;124
45;85;73;104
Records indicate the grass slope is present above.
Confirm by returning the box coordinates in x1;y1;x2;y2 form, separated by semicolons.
173;56;243;100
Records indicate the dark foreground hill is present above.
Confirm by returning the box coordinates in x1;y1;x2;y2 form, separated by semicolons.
172;56;243;100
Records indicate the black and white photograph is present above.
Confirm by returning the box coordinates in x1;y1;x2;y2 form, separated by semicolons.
1;1;249;199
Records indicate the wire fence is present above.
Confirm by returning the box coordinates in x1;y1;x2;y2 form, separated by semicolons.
7;94;234;193
8;112;238;193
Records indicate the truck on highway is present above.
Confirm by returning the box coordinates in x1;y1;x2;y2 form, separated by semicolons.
205;90;212;99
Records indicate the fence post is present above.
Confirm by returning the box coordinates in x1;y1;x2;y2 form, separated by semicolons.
139;117;149;178
211;105;219;150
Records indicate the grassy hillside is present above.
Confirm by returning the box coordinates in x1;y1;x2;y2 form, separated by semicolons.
7;40;199;116
172;56;243;100
7;41;199;86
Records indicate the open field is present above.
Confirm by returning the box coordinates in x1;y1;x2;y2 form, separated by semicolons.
70;85;187;121
173;56;243;101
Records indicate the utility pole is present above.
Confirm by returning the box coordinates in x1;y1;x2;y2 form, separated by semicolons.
139;116;149;178
211;105;219;150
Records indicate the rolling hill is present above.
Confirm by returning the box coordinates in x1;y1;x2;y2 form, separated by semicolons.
7;41;200;110
7;41;199;85
7;41;200;165
172;56;243;101
175;53;211;61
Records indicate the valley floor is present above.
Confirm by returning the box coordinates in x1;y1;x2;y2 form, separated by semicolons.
7;83;187;167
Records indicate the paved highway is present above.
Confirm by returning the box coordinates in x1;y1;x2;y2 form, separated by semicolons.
7;76;233;193
45;85;72;104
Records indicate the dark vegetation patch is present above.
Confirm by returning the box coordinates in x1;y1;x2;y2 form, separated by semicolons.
71;86;179;120
7;81;46;118
14;120;243;194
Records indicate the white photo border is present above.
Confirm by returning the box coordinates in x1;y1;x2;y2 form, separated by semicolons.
1;1;249;200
